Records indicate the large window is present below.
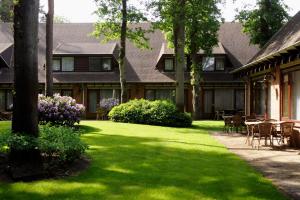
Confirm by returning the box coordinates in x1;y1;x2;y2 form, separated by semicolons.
215;57;225;71
282;71;300;120
88;89;120;113
89;57;112;71
215;89;234;110
62;57;74;71
254;82;266;116
164;58;174;71
145;89;175;102
0;90;13;111
202;57;215;71
235;89;245;110
204;90;213;113
52;59;61;71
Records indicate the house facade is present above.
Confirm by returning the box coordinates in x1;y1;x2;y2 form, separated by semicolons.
0;23;258;119
233;11;300;127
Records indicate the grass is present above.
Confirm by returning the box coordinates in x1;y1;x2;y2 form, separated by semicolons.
0;121;287;200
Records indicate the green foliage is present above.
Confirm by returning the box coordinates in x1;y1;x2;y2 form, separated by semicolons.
0;125;88;162
0;0;13;22
39;125;88;162
236;0;290;47
93;0;152;49
108;99;192;127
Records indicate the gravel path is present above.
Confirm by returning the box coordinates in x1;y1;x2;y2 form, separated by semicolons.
213;132;300;200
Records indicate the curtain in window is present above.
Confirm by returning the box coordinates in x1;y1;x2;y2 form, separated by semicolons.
102;58;112;71
267;84;272;118
62;57;74;71
204;90;213;113
202;57;215;71
292;71;300;120
215;89;234;110
88;90;98;113
0;90;5;111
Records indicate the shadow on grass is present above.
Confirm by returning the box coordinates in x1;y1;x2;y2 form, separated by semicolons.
0;123;287;200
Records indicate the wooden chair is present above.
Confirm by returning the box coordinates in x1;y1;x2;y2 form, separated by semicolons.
223;117;233;133
232;115;243;133
252;122;273;149
280;122;295;145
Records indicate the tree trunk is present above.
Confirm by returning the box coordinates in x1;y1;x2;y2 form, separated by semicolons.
174;0;185;112
191;53;202;119
119;0;127;103
45;0;54;96
10;0;43;180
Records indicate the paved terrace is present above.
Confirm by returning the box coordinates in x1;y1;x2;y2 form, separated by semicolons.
213;132;300;200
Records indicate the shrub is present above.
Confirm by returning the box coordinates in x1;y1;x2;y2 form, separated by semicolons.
108;99;192;127
39;125;88;162
38;94;85;126
97;98;119;119
0;125;88;163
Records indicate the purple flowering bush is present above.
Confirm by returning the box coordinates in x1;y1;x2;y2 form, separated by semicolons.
38;94;85;126
97;98;119;119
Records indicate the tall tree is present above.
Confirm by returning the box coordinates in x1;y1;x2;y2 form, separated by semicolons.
93;0;150;103
186;0;220;119
0;0;13;22
150;0;186;112
236;0;290;47
45;0;54;96
11;0;43;179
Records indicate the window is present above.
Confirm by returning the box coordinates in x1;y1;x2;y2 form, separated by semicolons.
102;58;112;71
292;71;300;120
88;90;98;113
282;71;300;120
164;58;174;71
89;57;112;71
215;89;234;110
235;90;245;110
204;90;213;113
88;89;120;113
61;90;73;97
0;90;5;111
6;91;13;110
145;89;175;102
254;82;266;115
62;57;74;71
145;90;155;100
53;59;61;71
215;57;225;71
89;57;101;71
202;57;215;71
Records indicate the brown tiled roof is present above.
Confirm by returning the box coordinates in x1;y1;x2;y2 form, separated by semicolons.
0;22;259;84
54;42;118;55
233;11;300;73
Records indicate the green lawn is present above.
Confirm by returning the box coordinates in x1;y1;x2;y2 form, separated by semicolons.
0;121;287;200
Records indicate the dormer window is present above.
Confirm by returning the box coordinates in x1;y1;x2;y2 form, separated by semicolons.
216;57;225;71
62;57;74;71
52;57;74;72
89;57;112;71
202;57;215;71
164;58;174;71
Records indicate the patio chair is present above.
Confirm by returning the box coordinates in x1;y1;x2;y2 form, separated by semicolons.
245;119;259;145
251;122;273;149
223;117;233;133
280;122;295;145
232;115;243;133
